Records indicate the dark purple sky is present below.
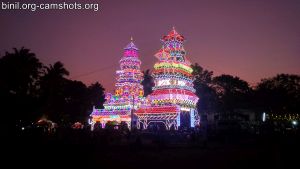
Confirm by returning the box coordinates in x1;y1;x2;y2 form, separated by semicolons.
1;0;300;91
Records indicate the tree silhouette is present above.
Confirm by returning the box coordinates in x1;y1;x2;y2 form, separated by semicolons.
0;47;43;125
191;63;218;115
192;63;213;84
255;74;300;114
0;47;43;96
141;69;154;97
88;82;105;109
213;74;252;119
63;80;89;123
45;61;70;78
39;61;70;123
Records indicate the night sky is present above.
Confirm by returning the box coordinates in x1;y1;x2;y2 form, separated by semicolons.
1;0;300;91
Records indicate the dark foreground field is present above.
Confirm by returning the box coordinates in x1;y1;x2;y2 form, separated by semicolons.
10;128;300;169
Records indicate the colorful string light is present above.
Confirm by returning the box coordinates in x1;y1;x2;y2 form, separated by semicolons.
90;39;145;129
135;28;200;130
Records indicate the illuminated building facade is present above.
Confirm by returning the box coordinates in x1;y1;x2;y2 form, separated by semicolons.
90;39;145;130
135;28;200;130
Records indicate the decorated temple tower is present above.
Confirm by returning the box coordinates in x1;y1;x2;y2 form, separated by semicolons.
90;38;145;130
135;28;199;130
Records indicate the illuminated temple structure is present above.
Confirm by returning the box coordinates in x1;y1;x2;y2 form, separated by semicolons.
135;28;200;130
90;39;145;130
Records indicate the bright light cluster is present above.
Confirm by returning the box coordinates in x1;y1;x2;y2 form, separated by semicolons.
154;62;193;73
136;106;180;114
156;79;187;87
91;40;145;128
266;113;300;121
135;28;199;129
92;115;131;123
153;78;195;92
90;29;200;130
152;68;193;78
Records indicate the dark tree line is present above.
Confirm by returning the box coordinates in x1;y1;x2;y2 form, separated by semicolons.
255;74;300;114
0;47;105;128
191;64;300;120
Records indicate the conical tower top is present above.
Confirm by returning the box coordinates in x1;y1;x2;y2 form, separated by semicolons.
162;27;184;42
124;37;138;50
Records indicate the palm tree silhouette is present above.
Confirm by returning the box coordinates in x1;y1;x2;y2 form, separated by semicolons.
0;47;43;96
40;61;69;122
